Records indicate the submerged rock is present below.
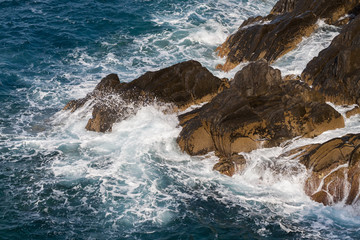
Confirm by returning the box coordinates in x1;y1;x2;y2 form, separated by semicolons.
302;14;360;105
64;60;228;132
177;60;344;158
216;0;359;71
285;134;360;205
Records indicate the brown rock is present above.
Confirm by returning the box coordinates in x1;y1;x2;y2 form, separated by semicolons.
123;60;228;110
302;14;360;105
217;0;360;71
283;74;301;81
271;0;297;15
63;74;124;113
213;154;247;177
346;106;360;118
93;73;125;93
177;61;344;157
311;191;331;205
64;60;228;132
232;59;282;97
286;134;360;205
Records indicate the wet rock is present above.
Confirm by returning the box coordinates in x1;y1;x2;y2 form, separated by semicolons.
346;106;360;118
123;60;228;110
232;59;282;97
177;60;344;157
64;60;228;132
283;74;301;81
216;0;360;71
302;14;360;105
270;0;297;15
213;154;247;177
63;74;124;112
286;134;360;205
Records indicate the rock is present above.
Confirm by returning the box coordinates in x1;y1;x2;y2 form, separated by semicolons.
286;134;360;205
63;74;124;112
346;106;360;118
283;74;301;81
177;60;344;157
216;0;360;71
123;60;228;110
333;4;360;26
270;0;297;15
64;60;228;132
232;59;282;97
302;14;360;105
213;154;247;177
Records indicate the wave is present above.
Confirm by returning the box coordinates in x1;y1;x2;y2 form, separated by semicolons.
1;0;360;239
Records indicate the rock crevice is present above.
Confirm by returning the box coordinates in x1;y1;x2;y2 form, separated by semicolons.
284;134;360;205
216;0;359;71
302;14;360;105
177;60;344;158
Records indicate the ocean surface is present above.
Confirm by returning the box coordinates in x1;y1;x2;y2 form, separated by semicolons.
1;0;360;239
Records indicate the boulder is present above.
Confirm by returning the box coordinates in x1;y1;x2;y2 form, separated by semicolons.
122;60;229;110
302;14;360;105
213;154;247;177
64;60;228;132
177;60;344;158
285;134;360;205
216;0;360;71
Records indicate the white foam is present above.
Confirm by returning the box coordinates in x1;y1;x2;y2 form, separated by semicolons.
187;19;229;45
26;96;360;237
10;0;360;237
273;20;340;75
44;104;184;224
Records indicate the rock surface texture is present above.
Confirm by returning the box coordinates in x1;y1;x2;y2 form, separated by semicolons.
285;134;360;205
216;0;360;71
177;60;344;158
64;60;228;132
302;14;360;105
213;154;247;177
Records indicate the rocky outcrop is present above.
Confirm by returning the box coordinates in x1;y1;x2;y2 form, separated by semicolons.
284;134;360;205
60;0;360;208
64;60;228;132
216;0;360;71
177;60;344;159
302;14;360;105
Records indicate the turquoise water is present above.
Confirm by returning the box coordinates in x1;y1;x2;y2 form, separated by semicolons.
1;0;360;239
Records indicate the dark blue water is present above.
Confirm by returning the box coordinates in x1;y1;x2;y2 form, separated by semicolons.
1;0;360;239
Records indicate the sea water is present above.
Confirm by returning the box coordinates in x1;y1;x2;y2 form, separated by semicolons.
1;0;360;239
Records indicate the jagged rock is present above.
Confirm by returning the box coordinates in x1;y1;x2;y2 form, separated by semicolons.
63;74;125;112
213;154;247;177
122;61;229;110
271;0;297;15
346;106;360;118
333;4;360;26
63;60;228;132
302;14;360;105
232;59;282;97
177;60;344;157
283;74;301;81
216;0;360;71
285;134;360;205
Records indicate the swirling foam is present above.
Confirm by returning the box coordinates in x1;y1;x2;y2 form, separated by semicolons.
2;0;360;239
